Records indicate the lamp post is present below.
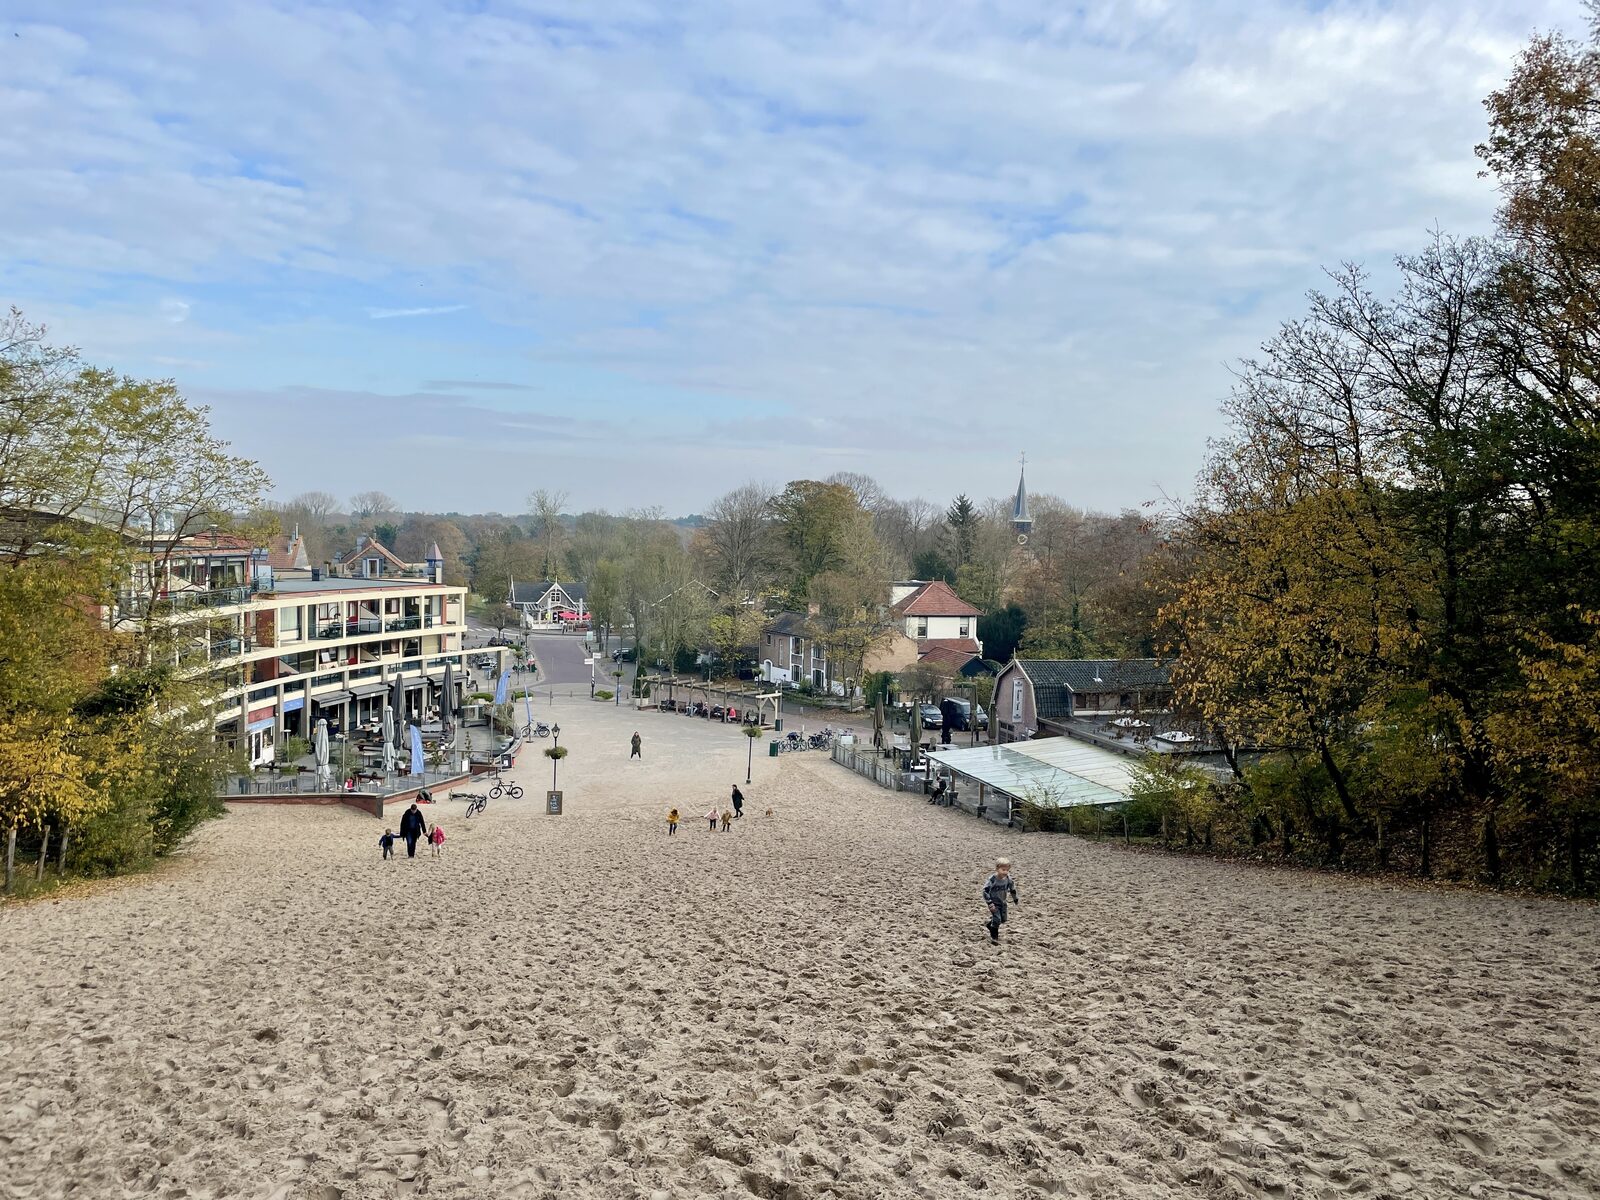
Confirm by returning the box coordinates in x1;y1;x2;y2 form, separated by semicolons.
613;669;623;706
545;722;564;791
743;722;760;785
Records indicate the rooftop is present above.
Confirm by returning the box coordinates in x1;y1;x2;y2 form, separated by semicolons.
893;579;983;618
262;577;455;595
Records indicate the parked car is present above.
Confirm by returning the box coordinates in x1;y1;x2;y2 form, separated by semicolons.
917;703;943;730
942;697;989;731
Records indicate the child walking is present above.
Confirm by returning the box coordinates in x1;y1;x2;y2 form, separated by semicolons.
667;807;680;835
429;824;446;858
706;805;719;832
720;808;733;832
379;828;396;860
983;858;1019;944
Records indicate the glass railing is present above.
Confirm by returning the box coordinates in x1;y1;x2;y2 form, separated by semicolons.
312;673;343;688
350;666;382;681
386;615;422;632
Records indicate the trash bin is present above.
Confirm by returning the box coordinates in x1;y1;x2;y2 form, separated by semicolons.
774;719;783;732
768;742;779;758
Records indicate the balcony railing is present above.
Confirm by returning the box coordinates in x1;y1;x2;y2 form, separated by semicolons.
386;615;422;632
177;635;251;666
319;618;384;639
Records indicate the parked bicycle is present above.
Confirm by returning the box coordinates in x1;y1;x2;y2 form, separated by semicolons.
520;721;551;738
488;777;524;801
451;788;489;818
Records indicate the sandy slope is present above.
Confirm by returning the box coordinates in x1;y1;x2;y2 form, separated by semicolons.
2;699;1597;1200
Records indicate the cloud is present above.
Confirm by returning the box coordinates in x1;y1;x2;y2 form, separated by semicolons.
423;379;537;391
159;298;190;323
2;0;1573;512
366;305;466;320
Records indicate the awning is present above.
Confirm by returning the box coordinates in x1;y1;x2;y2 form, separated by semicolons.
247;715;276;733
348;682;389;698
925;737;1136;809
313;690;352;706
282;696;305;713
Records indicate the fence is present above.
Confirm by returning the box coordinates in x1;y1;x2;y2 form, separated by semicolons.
830;742;922;791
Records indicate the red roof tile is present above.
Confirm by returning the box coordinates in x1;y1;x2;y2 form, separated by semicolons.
919;645;982;670
892;579;982;618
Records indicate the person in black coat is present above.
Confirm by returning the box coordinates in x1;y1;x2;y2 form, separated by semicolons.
398;803;429;858
731;784;745;819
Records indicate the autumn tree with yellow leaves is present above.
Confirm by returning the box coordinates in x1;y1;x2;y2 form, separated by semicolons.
1;311;267;889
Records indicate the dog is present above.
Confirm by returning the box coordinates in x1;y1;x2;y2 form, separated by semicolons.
764;807;774;818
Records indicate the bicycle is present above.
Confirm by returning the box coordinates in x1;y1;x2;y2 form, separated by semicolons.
451;789;489;817
519;721;551;738
488;778;524;800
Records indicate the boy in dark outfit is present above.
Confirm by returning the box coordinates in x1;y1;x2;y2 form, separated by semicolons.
983;858;1019;944
379;829;396;860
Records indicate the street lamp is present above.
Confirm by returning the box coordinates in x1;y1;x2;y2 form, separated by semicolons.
743;722;761;785
544;722;565;791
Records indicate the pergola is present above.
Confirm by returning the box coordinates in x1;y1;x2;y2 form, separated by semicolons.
638;674;784;727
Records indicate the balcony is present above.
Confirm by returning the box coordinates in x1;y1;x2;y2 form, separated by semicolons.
177;635;251;667
386;615;423;632
318;618;384;639
157;586;252;612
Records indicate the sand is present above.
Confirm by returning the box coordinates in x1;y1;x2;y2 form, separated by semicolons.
2;698;1597;1200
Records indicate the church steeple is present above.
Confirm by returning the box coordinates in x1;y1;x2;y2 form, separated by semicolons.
1011;454;1033;543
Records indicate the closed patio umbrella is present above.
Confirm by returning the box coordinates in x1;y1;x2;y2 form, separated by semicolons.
314;718;330;787
390;674;406;742
873;694;885;750
382;704;397;775
910;703;922;767
441;661;456;737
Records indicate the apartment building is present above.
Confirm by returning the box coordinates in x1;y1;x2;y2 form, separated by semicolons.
113;532;487;767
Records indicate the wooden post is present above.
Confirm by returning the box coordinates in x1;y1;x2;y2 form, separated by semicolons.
58;828;69;875
36;826;50;881
4;826;14;893
1122;811;1129;844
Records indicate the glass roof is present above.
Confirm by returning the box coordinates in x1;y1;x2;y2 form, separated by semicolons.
925;739;1135;809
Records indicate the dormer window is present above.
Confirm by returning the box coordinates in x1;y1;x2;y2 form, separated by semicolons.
959;619;970;637
916;617;928;638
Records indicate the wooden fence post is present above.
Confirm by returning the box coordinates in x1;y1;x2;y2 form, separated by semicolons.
58;828;69;875
4;826;14;893
36;826;50;881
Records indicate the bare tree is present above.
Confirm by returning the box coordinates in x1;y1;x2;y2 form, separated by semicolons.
349;490;398;520
826;471;887;514
702;481;776;602
526;489;570;579
291;491;339;520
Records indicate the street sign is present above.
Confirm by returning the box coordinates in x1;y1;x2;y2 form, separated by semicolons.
547;790;563;815
583;657;594;665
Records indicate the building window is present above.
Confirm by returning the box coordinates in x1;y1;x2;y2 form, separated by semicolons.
916;617;928;638
765;634;772;646
959;619;970;637
279;606;302;640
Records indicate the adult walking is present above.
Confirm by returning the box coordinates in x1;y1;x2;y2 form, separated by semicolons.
399;803;429;859
731;784;745;819
630;731;642;759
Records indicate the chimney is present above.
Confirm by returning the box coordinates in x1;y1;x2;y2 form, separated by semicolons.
311;566;322;582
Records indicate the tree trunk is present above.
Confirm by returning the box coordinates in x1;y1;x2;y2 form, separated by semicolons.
1420;805;1432;878
1483;814;1501;887
1571;817;1585;894
36;826;50;882
4;826;14;893
1315;737;1363;828
58;828;69;875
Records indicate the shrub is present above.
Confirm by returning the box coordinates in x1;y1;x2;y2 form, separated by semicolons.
594;690;614;701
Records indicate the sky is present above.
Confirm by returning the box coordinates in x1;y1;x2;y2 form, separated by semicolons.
2;1;1583;517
